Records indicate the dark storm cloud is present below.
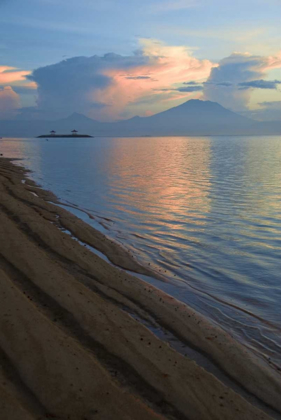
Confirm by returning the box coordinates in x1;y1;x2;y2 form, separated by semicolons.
125;76;151;80
183;81;201;85
238;79;281;89
27;53;150;119
177;85;203;92
212;82;233;87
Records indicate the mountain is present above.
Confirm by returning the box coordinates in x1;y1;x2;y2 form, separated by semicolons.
0;100;280;137
114;100;256;136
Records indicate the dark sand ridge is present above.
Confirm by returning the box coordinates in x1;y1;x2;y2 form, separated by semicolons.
0;158;280;420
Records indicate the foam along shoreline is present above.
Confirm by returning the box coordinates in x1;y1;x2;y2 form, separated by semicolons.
0;157;280;420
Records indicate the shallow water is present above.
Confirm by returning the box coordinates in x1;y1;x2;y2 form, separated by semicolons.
1;135;281;367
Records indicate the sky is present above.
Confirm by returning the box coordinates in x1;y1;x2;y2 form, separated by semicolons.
0;0;281;121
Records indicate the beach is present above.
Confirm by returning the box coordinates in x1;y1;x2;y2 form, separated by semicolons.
0;157;280;420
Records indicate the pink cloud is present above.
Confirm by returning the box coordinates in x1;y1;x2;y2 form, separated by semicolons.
163;91;202;102
260;51;281;72
23;81;38;89
0;86;20;119
92;39;215;119
0;66;30;85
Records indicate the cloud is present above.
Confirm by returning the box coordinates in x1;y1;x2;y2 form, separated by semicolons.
0;66;30;85
238;79;281;89
211;82;233;87
155;84;204;92
259;100;281;107
255;100;281;121
183;81;202;85
203;52;281;110
125;76;151;80
242;100;281;121
12;82;37;95
177;85;203;92
27;55;114;120
0;86;20;119
185;80;234;87
27;39;214;120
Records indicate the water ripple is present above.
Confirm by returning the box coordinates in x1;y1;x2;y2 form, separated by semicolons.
2;135;281;368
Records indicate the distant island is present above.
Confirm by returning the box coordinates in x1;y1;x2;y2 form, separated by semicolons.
37;130;93;138
38;134;93;138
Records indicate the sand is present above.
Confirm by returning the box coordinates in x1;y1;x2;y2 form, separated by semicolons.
0;157;280;420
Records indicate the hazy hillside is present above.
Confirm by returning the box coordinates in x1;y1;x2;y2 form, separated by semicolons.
1;100;280;137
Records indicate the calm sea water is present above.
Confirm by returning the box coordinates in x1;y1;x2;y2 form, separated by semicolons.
1;136;281;367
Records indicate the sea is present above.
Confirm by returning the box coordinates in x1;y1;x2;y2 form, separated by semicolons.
1;135;281;369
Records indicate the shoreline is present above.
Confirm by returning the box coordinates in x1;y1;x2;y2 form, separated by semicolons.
0;157;280;419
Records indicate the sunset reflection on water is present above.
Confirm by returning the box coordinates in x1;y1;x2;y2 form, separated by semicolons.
105;137;211;224
1;135;281;368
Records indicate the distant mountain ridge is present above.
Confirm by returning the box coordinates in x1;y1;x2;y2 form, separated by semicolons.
1;100;280;137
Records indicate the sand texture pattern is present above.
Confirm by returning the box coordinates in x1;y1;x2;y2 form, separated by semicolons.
0;158;280;420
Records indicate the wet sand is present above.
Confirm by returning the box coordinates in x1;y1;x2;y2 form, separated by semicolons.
0;157;280;420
